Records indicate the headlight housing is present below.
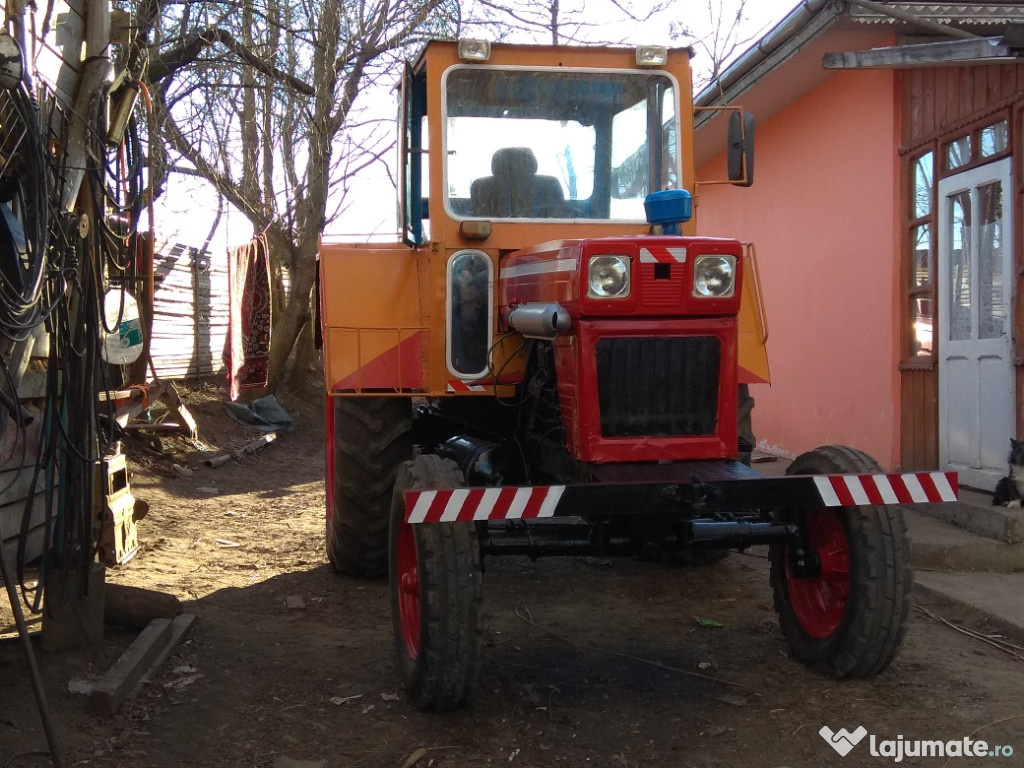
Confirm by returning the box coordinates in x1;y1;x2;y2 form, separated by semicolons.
693;255;737;298
588;255;630;298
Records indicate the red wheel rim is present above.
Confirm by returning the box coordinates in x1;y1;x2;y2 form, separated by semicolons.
786;508;850;639
395;522;421;659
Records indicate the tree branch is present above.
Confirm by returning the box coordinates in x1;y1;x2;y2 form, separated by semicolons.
149;25;315;96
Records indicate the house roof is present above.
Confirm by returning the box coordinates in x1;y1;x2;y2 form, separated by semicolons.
849;3;1024;27
692;0;1024;168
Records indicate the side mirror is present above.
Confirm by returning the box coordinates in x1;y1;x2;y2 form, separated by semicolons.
728;111;755;187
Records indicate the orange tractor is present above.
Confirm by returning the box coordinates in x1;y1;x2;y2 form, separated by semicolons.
318;39;957;709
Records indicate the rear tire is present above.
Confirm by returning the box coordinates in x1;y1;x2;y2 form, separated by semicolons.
390;455;482;710
737;384;755;466
326;397;412;577
770;445;913;678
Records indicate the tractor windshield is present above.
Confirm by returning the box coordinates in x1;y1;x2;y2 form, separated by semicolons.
442;65;679;222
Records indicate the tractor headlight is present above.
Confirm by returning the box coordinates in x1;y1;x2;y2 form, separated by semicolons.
693;255;736;298
588;255;630;298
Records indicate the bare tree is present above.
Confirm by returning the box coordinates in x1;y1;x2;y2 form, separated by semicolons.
122;0;457;393
459;0;673;45
671;0;764;92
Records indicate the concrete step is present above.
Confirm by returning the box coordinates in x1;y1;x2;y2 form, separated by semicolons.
902;508;1024;572
915;570;1024;647
906;485;1024;543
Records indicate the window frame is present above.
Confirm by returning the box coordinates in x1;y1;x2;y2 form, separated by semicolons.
939;114;1011;179
438;63;682;224
901;147;937;368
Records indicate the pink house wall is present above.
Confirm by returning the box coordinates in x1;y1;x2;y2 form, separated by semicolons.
695;69;902;468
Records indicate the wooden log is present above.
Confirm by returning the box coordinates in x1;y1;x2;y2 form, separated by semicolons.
104;583;182;629
119;422;181;432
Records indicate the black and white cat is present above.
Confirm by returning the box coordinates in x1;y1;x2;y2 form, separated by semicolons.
992;438;1024;508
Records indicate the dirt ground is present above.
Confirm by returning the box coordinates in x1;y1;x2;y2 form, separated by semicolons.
2;379;1024;768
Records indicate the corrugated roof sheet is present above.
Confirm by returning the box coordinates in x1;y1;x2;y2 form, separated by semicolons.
851;3;1024;24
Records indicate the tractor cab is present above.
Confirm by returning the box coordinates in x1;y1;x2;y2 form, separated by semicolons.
399;40;700;251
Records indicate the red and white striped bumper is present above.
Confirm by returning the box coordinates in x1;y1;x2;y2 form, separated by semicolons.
404;471;958;524
407;486;565;523
812;472;957;507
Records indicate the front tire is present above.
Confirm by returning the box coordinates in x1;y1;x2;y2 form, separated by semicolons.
770;445;913;678
326;397;412;577
389;455;482;710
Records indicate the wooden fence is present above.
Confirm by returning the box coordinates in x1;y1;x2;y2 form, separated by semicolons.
150;242;229;379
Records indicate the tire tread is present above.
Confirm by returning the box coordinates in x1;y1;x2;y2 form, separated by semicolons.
770;444;913;679
390;455;482;710
327;397;413;577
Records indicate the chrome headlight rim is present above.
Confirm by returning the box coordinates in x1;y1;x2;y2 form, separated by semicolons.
692;254;737;298
587;254;631;299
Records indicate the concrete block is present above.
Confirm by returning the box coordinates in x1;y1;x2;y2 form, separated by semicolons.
41;563;105;652
903;509;1024;572
89;618;172;715
908;486;1024;543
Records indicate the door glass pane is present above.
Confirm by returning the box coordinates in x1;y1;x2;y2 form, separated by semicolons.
948;190;972;341
978;181;1005;340
980;121;1008;158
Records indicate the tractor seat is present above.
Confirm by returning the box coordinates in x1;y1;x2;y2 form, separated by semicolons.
471;147;564;218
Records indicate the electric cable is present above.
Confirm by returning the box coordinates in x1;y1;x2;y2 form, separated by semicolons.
0;84;54;341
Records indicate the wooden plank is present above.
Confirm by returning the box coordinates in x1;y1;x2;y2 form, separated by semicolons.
920;67;934;138
1;525;48;571
0;490;51;537
150;240;229;381
986;64;1002;106
1000;63;1018;106
958;66;972;124
0;466;48;508
933;66;945;135
823;39;1014;70
906;68;922;140
89;618;173;715
900;369;919;470
946;67;959;134
973;66;987;115
900;367;938;471
160;384;198;438
1;468;57;567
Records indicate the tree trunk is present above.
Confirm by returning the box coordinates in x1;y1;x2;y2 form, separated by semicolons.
264;259;315;393
286;313;315;392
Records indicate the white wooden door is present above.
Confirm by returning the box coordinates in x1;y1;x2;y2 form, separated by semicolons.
938;158;1014;491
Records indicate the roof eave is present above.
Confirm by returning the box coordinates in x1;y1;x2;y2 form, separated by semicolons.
694;0;841;119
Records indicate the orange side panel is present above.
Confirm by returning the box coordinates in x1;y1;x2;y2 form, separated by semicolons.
328;329;426;391
737;245;770;385
320;243;428;392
